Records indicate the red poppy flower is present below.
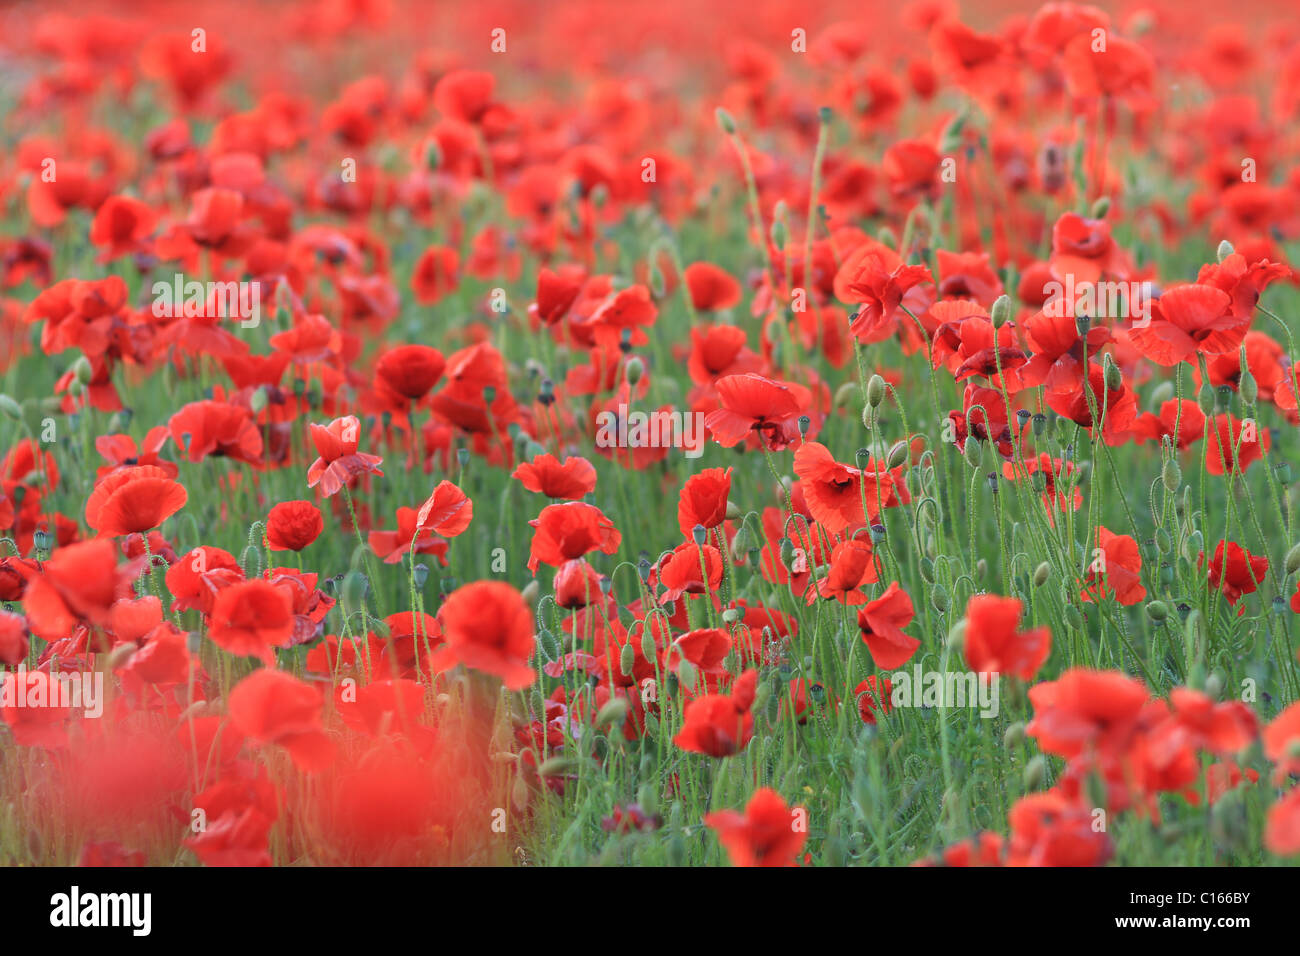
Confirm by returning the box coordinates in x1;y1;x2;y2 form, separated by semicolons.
21;538;134;640
1202;540;1268;606
89;195;158;262
306;416;384;498
265;500;324;552
84;466;187;537
164;545;243;614
512;453;597;500
674;669;758;757
1127;284;1241;366
411;245;460;304
527;502;621;573
0;669;73;748
677;467;732;538
227;668;335;771
433;69;496;123
656;542;723;602
856;582;918;669
169;400;264;466
414;481;473;537
368;507;451;566
963;594;1051;680
1026;669;1148;758
1205;413;1269;475
706;373;807;451
812;538;879;605
1005;791;1113;867
1266;787;1300;856
687;325;765;386
207;579;295;663
1081;527;1146;606
683;262;742;312
374;344;446;403
1130;399;1205;450
704;787;806;867
0;610;28;666
854;675;893;724
428;581;536;689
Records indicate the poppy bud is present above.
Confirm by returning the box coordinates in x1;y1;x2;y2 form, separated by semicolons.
72;355;93;385
1003;722;1025;748
457;447;470;469
861;404;877;429
931;583;949;613
1102;354;1122;393
779;537;795;569
1033;562;1050;587
0;394;20;420
1063;604;1084;632
1197;384;1215;415
724;500;742;521
989;294;1011;329
886;440;909;469
676;658;698;691
919;556;935;583
1145;600;1168;623
834;381;859;409
638;556;652;582
249;386;269;415
877;226;898;250
521;578;539;608
715;108;737;134
538;756;578;779
963;437;981;469
1205;671;1224;700
771;219;787;251
1239;369;1257;406
1161;457;1181;492
866;374;886;408
625;356;644;385
1217;239;1234;263
1090;196;1110;219
729;526;750;558
1277;462;1293;484
641;626;657;663
721;607;742;625
1032;412;1048;438
666;830;686;867
370;619;391;639
1024;755;1047;791
1182;530;1203;564
1150;381;1174;406
537;628;559;662
1285;542;1300;576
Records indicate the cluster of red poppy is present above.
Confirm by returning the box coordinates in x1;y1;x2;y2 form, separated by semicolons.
2;0;1300;869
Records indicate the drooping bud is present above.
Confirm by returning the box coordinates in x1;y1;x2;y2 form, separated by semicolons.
1145;600;1169;623
1033;562;1050;588
1161;457;1181;492
1090;196;1111;219
625;356;644;386
1285;542;1300;576
1217;239;1234;263
715;108;736;135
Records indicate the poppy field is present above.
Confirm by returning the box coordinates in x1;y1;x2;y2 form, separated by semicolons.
2;0;1300;872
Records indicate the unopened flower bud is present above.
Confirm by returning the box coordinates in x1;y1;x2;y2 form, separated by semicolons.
866;374;886;408
1033;562;1050;587
625;356;644;385
990;294;1011;329
1217;239;1234;263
